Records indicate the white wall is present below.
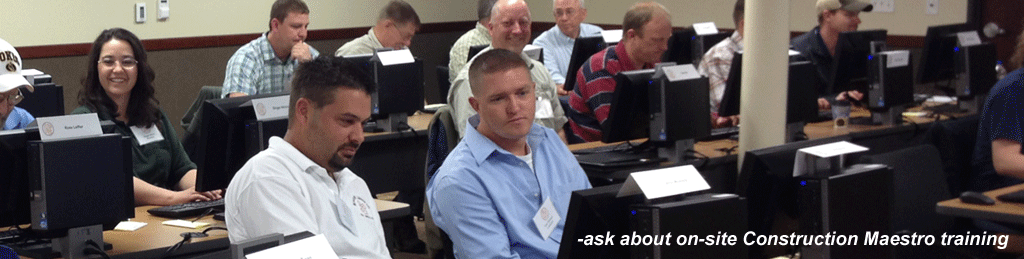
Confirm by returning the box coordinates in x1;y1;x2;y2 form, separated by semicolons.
527;0;967;36
2;0;478;47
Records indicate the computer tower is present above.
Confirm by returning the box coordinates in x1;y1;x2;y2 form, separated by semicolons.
797;164;894;259
244;118;288;158
630;194;747;259
867;51;914;111
371;58;424;131
648;76;711;143
27;134;133;234
954;43;997;99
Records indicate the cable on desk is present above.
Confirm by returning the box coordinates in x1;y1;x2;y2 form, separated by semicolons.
161;231;194;259
397;121;419;137
202;226;227;235
684;149;711;170
191;208;216;223
716;145;739;156
84;239;111;259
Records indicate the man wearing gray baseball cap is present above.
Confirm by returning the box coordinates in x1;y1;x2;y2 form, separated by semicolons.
791;0;872;110
0;38;35;131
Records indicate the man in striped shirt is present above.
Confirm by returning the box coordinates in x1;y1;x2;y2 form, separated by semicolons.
566;2;672;143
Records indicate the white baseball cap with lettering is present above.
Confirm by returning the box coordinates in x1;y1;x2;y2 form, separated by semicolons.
816;0;873;13
0;38;33;94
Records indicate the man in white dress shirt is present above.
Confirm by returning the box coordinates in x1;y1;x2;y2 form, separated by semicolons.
225;56;389;259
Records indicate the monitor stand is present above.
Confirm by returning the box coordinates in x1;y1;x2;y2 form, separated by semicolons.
869;106;905;126
377;113;409;132
657;139;694;164
9;225;112;259
786;122;806;143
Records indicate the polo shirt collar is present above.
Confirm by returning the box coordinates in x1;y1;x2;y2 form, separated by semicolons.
257;33;289;63
268;137;330;175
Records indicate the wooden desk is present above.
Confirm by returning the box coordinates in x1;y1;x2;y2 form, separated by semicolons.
936;184;1024;225
20;200;410;258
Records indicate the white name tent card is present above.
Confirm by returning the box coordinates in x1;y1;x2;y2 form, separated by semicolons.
36;113;103;141
601;30;623;44
661;64;700;82
881;50;910;68
523;44;543;62
377;49;415;66
793;141;868;177
616;165;710;199
692;22;719;35
246;234;338;259
956;31;982;47
251;95;291;121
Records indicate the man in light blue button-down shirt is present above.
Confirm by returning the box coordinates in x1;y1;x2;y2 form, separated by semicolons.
427;49;591;258
532;0;602;95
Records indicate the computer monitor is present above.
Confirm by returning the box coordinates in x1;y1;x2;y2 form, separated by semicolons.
602;68;711;145
467;44;488;62
557;183;644;259
563;36;608;91
343;52;424;131
690;31;732;65
661;29;696;65
193;93;287;192
735;135;851;258
0;129;34;228
830;29;887;94
917;23;972;84
719;53;820;125
16;83;64;118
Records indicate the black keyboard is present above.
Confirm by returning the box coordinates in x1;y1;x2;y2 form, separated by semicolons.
996;189;1024;203
147;199;225;218
701;126;739;141
0;228;23;242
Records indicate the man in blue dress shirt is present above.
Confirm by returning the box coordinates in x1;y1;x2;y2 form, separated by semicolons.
427;48;591;258
532;0;602;95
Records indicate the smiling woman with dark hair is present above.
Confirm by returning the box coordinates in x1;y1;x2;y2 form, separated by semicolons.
72;28;220;206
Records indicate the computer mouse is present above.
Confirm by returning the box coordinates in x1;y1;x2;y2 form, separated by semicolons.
959;191;996;205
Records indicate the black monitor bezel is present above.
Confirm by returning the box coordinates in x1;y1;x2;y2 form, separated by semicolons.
564;36;608;91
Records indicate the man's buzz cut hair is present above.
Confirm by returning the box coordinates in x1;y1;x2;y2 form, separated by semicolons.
468;49;529;95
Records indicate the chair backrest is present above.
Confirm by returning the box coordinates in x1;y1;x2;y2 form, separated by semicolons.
424;104;458;259
923;115;980;195
435;66;451;104
181;86;223;130
859;144;953;259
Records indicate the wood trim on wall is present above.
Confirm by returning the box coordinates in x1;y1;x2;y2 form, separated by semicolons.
21;21;923;59
19;21;477;59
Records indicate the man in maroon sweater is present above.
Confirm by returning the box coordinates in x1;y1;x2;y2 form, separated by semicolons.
566;1;672;143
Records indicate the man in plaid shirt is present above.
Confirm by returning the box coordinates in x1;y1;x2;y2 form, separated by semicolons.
697;0;743;128
222;0;320;98
566;2;672;143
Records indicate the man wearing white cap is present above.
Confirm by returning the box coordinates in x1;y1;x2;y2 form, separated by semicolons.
791;0;872;109
0;38;35;130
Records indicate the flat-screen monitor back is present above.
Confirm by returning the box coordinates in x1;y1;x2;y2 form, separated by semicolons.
467;44;489;62
719;54;820;124
16;83;64;118
830;29;887;94
690;31;732;65
557;184;643;259
0;130;33;228
917;23;971;84
194;93;286;192
661;29;696;65
373;59;424;116
564;36;608;91
602;69;653;143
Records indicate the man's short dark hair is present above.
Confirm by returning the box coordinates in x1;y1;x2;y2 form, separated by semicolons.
289;56;376;120
379;0;421;27
478;0;499;21
468;49;529;95
622;2;670;38
733;0;744;26
269;0;310;30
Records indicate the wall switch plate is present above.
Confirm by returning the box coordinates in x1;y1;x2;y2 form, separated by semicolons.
135;3;146;23
871;0;894;13
157;0;169;20
926;0;939;15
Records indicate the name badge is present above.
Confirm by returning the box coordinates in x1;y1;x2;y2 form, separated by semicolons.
532;197;561;241
535;96;554;119
251;95;290;121
130;124;165;146
36;113;103;141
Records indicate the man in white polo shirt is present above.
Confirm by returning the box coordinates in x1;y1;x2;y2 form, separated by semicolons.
225;56;389;259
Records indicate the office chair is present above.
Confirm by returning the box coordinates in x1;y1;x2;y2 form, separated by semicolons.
859;145;954;259
181;86;222;160
0;244;18;259
423;105;458;259
436;66;450;104
922;115;979;195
